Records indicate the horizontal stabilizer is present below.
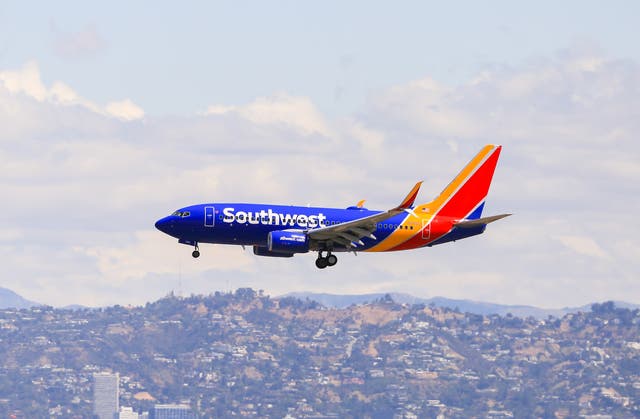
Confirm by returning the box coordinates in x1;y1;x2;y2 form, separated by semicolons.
454;214;512;228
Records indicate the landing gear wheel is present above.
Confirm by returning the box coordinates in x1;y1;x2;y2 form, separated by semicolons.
192;250;200;258
315;257;328;269
326;254;338;266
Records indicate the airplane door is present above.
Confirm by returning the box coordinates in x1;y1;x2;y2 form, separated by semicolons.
204;207;215;227
422;219;430;240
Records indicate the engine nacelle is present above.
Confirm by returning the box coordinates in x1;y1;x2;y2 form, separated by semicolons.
253;246;294;258
267;230;310;254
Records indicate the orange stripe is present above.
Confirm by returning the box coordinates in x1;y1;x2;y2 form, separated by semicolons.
391;150;500;251
364;213;418;253
366;145;497;252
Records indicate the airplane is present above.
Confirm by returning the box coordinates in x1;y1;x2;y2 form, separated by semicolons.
155;144;510;269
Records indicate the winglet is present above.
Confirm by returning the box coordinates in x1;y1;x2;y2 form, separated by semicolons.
396;181;423;210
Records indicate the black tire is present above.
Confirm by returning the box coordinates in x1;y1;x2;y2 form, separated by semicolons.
315;257;328;269
192;250;200;258
327;254;338;266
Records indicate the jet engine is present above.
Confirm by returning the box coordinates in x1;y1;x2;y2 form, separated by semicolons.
267;230;310;253
253;246;294;258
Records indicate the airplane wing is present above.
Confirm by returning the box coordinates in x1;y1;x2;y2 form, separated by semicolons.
307;181;423;248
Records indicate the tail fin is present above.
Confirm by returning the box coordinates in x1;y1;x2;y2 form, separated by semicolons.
419;145;502;220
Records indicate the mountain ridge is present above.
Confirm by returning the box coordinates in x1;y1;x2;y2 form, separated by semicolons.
283;291;640;319
3;286;639;319
0;287;39;309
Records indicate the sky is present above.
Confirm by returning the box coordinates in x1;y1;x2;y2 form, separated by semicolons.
0;1;639;308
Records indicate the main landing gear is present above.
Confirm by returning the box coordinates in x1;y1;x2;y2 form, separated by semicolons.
315;251;338;269
192;244;200;258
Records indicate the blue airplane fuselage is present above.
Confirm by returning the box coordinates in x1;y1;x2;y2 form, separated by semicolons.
155;203;431;252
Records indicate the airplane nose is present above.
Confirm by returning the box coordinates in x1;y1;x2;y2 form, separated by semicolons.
155;216;175;234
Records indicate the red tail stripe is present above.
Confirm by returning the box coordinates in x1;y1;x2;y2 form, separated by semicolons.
388;147;501;252
436;147;501;218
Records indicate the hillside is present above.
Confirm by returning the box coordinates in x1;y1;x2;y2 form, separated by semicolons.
1;290;639;417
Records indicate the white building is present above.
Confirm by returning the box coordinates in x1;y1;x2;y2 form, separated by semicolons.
93;372;119;419
119;406;139;419
153;404;194;419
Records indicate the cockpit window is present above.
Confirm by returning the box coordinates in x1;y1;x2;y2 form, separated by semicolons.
171;211;191;218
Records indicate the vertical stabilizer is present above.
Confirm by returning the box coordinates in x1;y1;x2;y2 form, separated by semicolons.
418;144;502;220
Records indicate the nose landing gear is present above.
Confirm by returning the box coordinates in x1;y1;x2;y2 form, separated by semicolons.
315;251;337;269
192;244;200;258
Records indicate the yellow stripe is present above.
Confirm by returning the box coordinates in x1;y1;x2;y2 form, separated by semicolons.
366;145;496;252
364;213;421;252
421;144;495;214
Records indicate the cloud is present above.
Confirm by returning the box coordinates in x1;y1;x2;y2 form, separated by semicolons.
203;93;332;137
0;61;49;101
51;23;108;60
1;47;639;308
554;235;609;259
105;99;145;121
75;230;256;283
0;62;143;120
